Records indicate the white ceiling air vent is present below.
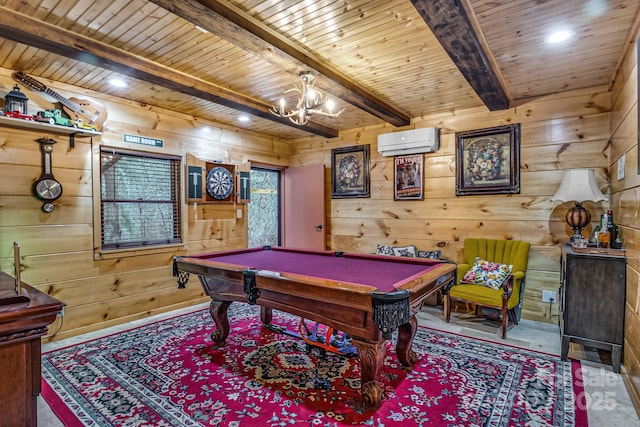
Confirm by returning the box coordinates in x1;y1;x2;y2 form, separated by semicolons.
377;127;440;157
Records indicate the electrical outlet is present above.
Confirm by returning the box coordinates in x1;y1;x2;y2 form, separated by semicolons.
542;290;557;303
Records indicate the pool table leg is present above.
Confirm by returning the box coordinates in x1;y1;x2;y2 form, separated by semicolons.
260;306;272;324
396;315;418;369
351;338;386;409
209;300;232;347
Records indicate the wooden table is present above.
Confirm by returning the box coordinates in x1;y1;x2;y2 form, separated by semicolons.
174;246;456;409
0;271;64;427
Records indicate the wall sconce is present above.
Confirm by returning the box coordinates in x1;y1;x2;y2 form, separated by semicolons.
552;168;607;241
270;71;344;126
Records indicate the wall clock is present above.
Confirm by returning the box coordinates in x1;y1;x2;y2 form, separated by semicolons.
33;138;62;212
206;166;234;200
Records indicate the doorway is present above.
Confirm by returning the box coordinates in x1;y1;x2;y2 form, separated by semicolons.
248;167;281;247
247;164;326;250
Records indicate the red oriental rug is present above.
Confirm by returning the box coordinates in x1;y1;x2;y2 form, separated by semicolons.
42;304;588;426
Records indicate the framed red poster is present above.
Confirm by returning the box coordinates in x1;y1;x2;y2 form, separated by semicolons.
394;154;424;200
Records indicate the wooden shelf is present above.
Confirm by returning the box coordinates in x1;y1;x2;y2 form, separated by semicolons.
0;115;100;146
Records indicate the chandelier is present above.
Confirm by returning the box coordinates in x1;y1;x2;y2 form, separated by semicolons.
270;72;344;125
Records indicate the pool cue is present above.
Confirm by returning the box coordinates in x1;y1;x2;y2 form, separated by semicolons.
13;241;21;295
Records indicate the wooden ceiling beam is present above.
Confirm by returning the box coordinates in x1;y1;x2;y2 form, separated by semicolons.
150;0;411;127
0;6;339;138
410;0;510;111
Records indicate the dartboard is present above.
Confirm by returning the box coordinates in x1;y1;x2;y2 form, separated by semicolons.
206;166;234;199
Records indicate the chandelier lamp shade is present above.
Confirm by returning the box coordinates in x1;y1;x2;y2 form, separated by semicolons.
551;168;608;241
270;71;344;125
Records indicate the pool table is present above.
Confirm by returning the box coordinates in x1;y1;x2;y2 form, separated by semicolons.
173;246;456;409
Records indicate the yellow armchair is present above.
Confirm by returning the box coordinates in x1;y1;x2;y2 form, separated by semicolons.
444;238;530;338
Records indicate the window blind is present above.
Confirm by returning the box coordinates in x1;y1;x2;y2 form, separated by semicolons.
100;148;181;250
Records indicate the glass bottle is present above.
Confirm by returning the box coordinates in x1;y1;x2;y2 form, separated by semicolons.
599;211;611;247
600;211;609;230
590;223;600;245
591;212;608;246
607;210;621;248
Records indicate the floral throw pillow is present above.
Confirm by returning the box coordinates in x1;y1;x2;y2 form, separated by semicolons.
461;257;513;290
417;250;441;259
391;245;417;257
375;244;395;256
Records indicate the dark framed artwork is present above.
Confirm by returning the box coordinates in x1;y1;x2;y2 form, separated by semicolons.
455;124;521;196
394;154;424;200
331;145;370;198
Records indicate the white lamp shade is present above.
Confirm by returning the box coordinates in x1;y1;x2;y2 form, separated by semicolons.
552;169;607;203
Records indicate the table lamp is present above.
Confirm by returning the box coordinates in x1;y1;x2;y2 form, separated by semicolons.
552;169;607;241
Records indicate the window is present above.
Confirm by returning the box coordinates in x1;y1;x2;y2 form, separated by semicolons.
100;148;181;250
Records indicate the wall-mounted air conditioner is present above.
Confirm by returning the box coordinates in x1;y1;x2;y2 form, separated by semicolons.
377;127;440;157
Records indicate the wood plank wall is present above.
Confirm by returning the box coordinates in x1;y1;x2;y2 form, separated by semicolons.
290;87;613;325
0;67;290;340
0;56;636;400
610;28;640;409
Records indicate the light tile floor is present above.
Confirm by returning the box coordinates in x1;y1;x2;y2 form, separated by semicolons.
38;303;640;426
417;304;640;427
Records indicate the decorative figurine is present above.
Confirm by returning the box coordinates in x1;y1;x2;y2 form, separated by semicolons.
34;109;71;126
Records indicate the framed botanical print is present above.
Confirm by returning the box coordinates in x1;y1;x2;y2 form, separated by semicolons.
331;145;370;198
394;154;424;200
455;124;521;196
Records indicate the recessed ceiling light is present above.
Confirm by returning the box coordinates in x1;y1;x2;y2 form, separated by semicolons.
109;78;128;88
546;30;574;44
238;115;250;123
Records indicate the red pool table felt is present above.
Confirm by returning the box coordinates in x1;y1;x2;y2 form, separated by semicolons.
189;247;441;293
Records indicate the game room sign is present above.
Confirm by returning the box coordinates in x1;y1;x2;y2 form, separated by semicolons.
123;133;164;148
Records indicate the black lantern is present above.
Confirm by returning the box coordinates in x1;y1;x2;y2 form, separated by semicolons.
4;84;29;115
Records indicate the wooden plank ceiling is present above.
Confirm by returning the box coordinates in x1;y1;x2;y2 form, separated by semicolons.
0;0;637;140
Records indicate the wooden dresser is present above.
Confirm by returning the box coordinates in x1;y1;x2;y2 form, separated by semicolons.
560;244;626;373
0;271;64;427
